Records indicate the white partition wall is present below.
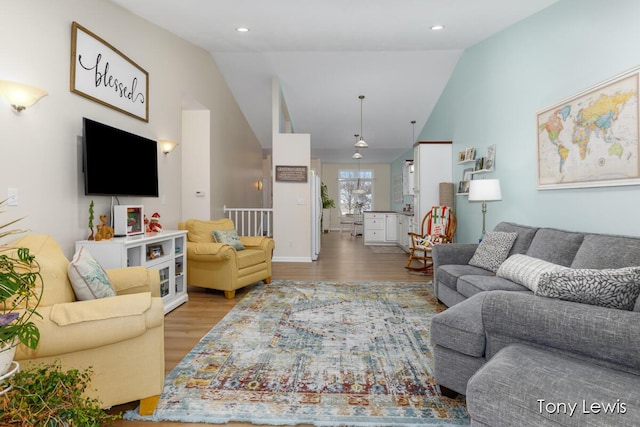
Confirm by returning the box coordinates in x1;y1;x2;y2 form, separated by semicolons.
271;78;312;262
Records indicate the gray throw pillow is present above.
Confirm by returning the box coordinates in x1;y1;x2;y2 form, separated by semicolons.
468;231;518;273
212;229;245;251
536;267;640;311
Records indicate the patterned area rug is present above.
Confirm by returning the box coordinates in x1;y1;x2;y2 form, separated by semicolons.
125;281;469;426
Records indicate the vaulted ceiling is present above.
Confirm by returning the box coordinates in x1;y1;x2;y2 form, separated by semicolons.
111;0;559;163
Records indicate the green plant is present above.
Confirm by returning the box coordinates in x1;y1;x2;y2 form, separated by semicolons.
0;200;42;350
88;200;95;230
0;363;121;426
321;182;335;209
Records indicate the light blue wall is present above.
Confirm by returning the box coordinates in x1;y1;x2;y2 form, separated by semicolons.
420;0;640;243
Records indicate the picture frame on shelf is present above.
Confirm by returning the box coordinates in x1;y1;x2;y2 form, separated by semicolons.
463;167;474;182
458;151;466;162
485;144;496;171
465;147;476;161
147;244;164;260
475;157;485;171
458;180;470;194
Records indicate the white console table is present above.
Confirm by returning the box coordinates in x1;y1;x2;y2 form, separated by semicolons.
75;230;188;314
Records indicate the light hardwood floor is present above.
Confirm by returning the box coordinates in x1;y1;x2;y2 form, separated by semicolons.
111;231;432;426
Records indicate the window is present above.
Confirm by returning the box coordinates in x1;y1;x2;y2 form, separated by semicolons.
338;169;373;215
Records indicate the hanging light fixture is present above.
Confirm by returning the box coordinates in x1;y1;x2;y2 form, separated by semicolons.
352;134;363;159
354;95;368;148
353;157;366;194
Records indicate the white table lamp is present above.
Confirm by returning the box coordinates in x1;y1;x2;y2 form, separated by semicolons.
468;179;502;241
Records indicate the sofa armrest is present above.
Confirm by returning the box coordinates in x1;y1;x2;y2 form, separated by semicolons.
432;243;478;267
482;291;640;373
16;293;164;359
240;236;275;253
186;242;236;262
107;266;161;298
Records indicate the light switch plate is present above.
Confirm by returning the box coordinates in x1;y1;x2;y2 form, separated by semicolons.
7;188;18;206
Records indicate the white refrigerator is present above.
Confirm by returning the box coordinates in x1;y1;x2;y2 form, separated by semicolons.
310;169;322;260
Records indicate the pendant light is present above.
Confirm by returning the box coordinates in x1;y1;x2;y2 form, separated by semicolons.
352;134;363;159
354;95;368;148
353;158;366;194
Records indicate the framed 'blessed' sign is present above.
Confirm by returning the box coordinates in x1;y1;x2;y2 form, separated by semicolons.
70;22;149;122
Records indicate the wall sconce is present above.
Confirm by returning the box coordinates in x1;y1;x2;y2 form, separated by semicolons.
159;139;180;155
255;179;264;191
0;80;48;112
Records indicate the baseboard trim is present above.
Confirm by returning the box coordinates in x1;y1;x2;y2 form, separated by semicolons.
272;256;313;263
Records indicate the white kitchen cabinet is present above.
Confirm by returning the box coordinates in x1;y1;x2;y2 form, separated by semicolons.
397;213;414;252
364;212;397;245
75;230;188;314
385;213;397;242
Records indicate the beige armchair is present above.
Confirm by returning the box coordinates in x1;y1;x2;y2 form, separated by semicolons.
10;234;164;415
178;219;275;298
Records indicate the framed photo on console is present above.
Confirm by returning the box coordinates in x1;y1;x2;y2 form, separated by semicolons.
147;244;164;260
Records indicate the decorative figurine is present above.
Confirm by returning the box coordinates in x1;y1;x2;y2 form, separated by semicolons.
148;212;163;233
95;214;114;241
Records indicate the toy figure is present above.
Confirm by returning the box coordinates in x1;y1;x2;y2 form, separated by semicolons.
95;214;114;241
149;212;163;233
144;215;151;233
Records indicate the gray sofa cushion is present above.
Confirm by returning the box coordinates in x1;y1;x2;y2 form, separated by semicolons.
526;228;584;266
430;292;488;357
436;264;494;292
572;233;640;269
457;275;531;299
467;344;640;427
494;222;538;256
482;291;640;375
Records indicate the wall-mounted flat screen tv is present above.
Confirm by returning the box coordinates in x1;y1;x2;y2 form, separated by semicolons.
82;117;159;197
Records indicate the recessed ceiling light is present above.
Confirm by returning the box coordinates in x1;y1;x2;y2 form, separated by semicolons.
430;25;445;31
236;27;250;32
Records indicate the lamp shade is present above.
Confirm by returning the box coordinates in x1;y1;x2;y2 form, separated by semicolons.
0;80;47;111
468;179;502;202
159;139;180;154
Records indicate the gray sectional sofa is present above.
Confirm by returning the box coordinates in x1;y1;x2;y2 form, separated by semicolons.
430;222;640;426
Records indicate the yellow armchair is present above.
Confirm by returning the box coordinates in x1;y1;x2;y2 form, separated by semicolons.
9;234;164;414
179;219;275;298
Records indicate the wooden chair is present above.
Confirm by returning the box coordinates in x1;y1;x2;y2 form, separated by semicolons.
406;206;457;272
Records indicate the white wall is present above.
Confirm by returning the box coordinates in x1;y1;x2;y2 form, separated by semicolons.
421;0;640;241
272;134;312;261
1;0;263;257
182;110;211;220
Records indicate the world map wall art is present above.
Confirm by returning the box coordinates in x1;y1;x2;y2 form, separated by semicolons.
537;67;640;189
